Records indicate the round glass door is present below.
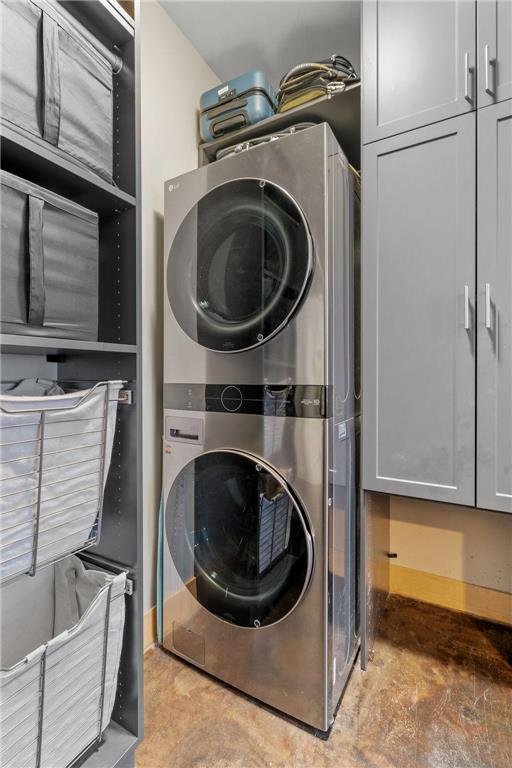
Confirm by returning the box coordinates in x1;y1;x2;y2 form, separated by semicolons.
167;179;313;352
165;451;313;628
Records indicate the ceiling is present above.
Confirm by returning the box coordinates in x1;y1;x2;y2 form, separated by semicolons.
160;1;361;89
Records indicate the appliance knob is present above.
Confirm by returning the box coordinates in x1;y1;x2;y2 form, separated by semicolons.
221;386;243;412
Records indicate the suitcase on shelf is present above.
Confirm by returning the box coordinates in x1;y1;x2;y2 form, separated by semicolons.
200;69;275;142
0;0;120;184
0;556;126;768
1;170;99;341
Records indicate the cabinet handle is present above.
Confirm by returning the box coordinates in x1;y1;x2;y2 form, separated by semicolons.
485;283;492;329
464;52;473;103
484;44;495;96
464;285;470;330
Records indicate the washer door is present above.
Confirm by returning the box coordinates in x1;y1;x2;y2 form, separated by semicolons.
167;178;313;352
165;450;313;628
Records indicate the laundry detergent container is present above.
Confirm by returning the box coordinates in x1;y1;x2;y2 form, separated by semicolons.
0;381;123;583
1;171;99;340
0;555;126;768
1;0;120;183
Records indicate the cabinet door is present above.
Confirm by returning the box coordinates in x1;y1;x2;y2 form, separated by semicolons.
477;101;512;513
478;0;512;106
362;0;476;143
362;114;476;504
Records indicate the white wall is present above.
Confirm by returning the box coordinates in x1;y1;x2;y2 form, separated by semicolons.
140;0;219;611
161;1;361;87
390;497;512;593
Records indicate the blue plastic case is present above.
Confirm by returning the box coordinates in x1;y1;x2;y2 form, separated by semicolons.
200;69;275;142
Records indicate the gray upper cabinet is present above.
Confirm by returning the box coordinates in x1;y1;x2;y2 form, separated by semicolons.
362;114;476;505
478;0;512;106
477;101;512;513
362;0;476;144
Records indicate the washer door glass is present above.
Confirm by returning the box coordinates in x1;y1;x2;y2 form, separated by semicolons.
167;179;312;352
165;451;313;628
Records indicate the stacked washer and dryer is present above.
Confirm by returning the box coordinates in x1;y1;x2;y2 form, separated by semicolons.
162;123;360;733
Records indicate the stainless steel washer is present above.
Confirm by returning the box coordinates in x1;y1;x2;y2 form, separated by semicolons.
161;404;357;733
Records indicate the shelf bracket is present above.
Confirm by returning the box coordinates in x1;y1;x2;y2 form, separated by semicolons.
118;389;134;405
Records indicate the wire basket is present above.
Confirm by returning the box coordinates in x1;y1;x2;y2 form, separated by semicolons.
0;555;126;768
0;381;124;583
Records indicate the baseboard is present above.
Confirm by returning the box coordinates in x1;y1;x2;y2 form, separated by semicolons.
390;564;512;626
143;606;157;652
143;568;511;651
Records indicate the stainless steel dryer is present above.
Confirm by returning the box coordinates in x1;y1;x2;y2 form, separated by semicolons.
164;122;356;390
161;404;357;733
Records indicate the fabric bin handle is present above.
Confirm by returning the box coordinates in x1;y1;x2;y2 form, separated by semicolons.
42;11;61;145
27;196;45;327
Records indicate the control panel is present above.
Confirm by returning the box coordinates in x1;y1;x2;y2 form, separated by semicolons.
163;383;327;418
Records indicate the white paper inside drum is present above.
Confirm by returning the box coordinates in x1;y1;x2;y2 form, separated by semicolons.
0;381;124;582
0;556;126;768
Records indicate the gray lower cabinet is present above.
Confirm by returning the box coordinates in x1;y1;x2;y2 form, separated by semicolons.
362;0;476;143
477;100;512;513
362;114;476;505
478;0;512;106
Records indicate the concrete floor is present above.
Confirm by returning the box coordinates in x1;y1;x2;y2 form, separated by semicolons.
136;596;512;768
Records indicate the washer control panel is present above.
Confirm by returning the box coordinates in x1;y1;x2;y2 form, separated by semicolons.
220;386;243;412
163;383;327;418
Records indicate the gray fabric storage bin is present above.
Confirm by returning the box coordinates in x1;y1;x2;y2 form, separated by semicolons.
1;0;118;184
1;170;99;340
0;556;126;768
0;381;123;583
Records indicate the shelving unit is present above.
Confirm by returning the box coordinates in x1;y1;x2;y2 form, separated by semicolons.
0;2;142;767
198;83;361;168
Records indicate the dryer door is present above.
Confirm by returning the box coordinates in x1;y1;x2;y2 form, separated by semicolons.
165;450;313;628
167;178;313;352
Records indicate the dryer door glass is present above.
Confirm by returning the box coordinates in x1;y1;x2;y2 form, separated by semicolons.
165;451;313;628
167;179;312;352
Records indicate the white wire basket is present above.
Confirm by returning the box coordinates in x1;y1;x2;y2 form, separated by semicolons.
0;555;127;768
0;381;124;583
